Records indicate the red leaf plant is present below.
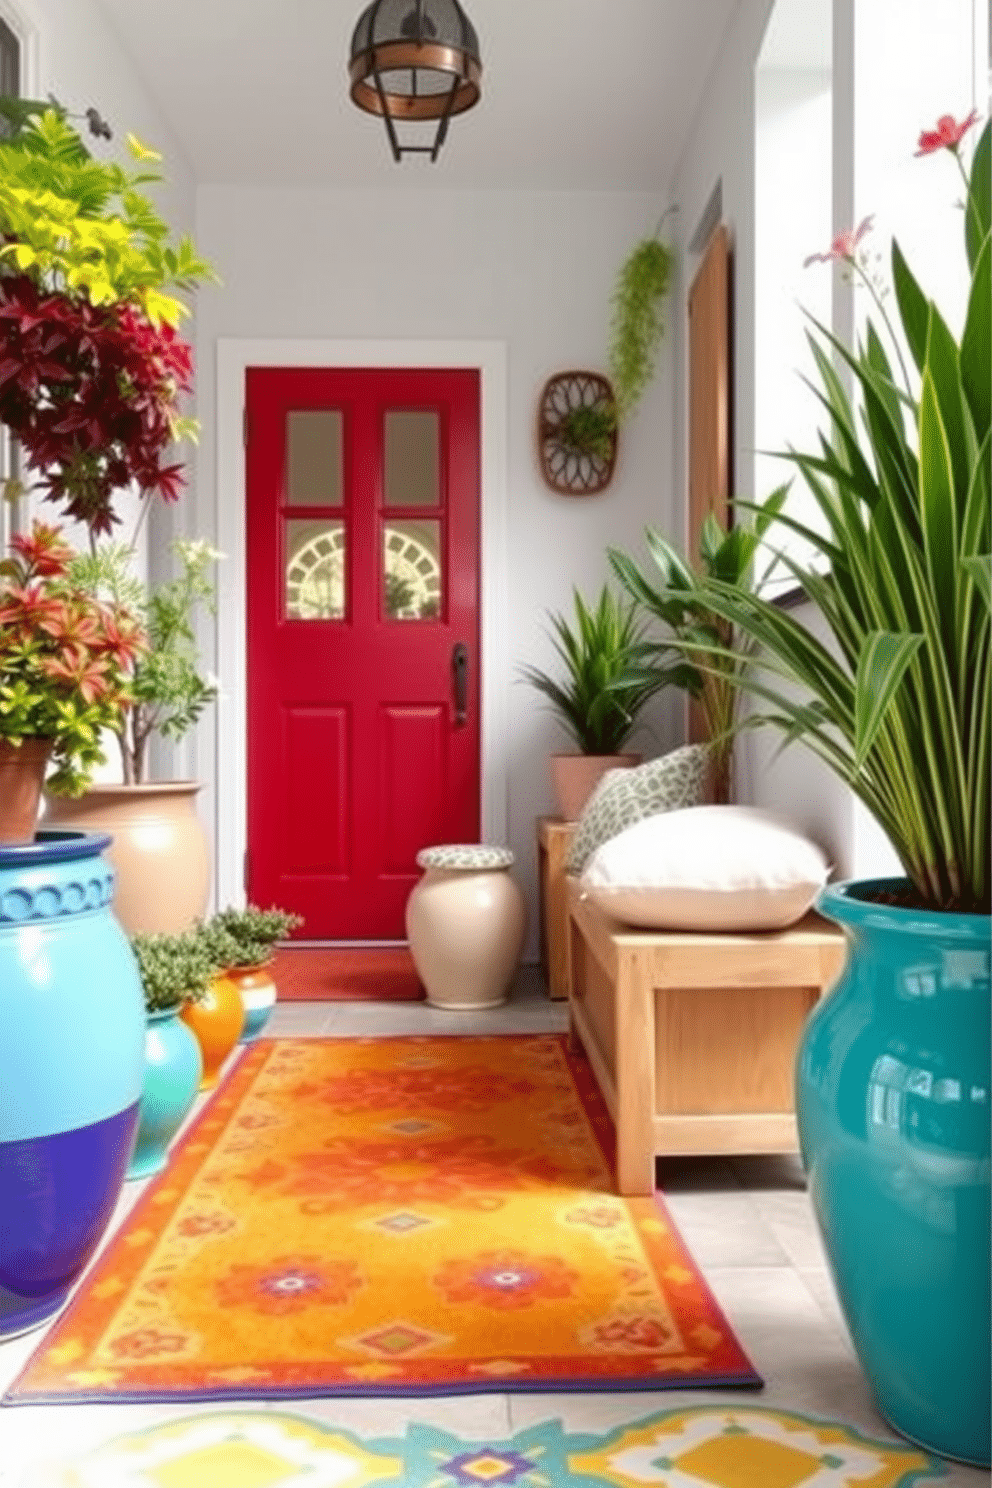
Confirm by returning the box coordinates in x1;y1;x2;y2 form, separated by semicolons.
0;520;146;792
0;276;194;535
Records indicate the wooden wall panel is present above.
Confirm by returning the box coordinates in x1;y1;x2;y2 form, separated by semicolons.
686;224;732;756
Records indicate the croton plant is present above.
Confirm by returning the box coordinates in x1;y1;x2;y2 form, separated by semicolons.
0;522;145;793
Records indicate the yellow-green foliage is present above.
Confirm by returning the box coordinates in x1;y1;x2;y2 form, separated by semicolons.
0;108;216;325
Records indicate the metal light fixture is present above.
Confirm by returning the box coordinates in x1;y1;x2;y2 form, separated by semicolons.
349;0;482;163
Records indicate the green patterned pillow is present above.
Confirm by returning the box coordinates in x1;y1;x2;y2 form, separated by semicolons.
566;744;710;875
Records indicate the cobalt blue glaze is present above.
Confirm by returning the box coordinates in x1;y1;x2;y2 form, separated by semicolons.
799;879;991;1467
0;830;146;1337
128;1007;203;1179
0;1106;139;1335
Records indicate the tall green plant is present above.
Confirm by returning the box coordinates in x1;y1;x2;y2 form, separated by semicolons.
660;115;990;913
69;538;221;784
608;490;787;803
518;586;666;755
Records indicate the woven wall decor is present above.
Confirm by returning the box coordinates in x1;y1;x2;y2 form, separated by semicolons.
537;370;618;495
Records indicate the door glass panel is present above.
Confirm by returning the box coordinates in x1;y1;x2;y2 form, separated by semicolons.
286;411;343;506
384;411;438;508
383;520;442;620
285;519;346;619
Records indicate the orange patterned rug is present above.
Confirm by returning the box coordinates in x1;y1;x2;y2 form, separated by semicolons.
5;1035;761;1404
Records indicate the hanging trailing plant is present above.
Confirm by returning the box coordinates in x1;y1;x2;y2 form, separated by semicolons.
608;233;673;420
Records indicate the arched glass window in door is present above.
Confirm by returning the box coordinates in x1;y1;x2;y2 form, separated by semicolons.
284;523;441;621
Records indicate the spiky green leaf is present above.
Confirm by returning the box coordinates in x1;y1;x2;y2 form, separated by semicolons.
854;631;925;765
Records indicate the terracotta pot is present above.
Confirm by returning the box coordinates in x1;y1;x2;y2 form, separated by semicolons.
179;974;245;1089
42;782;210;935
549;752;641;821
0;739;52;845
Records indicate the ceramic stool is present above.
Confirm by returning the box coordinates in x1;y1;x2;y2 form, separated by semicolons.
406;845;527;1010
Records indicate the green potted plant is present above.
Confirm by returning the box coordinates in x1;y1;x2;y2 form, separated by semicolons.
200;905;304;1042
127;931;214;1178
42;531;222;937
518;585;667;819
665;113;990;1465
0;521;144;843
556;400;617;461
0;105;220;932
608;489;787;804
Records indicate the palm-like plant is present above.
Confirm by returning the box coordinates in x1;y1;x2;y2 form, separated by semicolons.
518;586;666;755
608;491;786;803
655;117;990;913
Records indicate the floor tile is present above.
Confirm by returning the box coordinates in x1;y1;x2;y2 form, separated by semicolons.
288;1392;512;1440
797;1265;854;1344
749;1187;833;1270
661;1191;792;1268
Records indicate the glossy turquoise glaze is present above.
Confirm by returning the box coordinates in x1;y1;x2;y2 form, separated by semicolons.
128;1007;204;1180
0;831;145;1336
799;879;990;1467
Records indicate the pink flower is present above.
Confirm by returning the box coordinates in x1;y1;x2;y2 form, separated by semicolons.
804;216;874;267
915;110;979;156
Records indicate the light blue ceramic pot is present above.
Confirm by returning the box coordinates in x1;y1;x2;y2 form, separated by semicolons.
799;878;990;1467
0;831;146;1337
128;1006;204;1180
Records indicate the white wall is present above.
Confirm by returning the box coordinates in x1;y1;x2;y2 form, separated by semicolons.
669;0;985;881
194;185;679;952
754;65;832;595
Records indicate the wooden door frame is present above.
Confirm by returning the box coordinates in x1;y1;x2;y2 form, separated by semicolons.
213;338;508;916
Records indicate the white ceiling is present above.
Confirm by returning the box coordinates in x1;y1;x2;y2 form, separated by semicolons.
94;0;741;191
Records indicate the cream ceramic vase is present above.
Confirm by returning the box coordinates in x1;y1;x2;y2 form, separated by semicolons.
549;752;641;821
43;782;210;935
406;845;527;1010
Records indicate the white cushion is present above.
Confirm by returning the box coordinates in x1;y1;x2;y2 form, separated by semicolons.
580;806;830;932
565;744;710;876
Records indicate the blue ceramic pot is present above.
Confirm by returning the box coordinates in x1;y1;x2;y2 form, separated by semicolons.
0;831;146;1338
799;879;990;1467
128;1006;203;1180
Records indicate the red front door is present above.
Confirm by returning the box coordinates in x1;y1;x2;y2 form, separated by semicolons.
245;366;481;939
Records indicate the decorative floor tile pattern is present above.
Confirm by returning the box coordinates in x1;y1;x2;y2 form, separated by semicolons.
5;1036;758;1404
27;1405;945;1487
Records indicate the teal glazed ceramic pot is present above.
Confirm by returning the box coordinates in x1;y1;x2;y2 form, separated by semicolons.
799;879;990;1466
0;831;146;1337
128;1007;204;1180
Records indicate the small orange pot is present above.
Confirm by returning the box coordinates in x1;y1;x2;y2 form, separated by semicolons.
224;962;277;1043
179;974;245;1089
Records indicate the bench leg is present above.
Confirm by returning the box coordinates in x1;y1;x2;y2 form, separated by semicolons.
614;949;656;1196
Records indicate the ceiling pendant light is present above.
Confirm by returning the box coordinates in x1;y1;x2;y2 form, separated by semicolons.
349;0;482;162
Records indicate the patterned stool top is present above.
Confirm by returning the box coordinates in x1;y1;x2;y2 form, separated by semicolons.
416;844;515;871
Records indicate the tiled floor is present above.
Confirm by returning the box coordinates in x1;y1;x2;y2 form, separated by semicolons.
1;967;986;1484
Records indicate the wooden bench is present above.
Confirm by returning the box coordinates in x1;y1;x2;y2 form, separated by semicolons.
566;877;846;1195
536;817;576;1000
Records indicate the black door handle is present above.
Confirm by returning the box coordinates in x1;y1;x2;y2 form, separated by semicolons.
452;642;469;726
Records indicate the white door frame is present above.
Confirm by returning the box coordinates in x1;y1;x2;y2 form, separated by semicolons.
213;338;508;916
